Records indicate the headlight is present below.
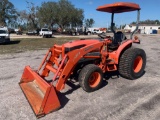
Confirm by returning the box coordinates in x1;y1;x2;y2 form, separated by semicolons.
5;34;9;39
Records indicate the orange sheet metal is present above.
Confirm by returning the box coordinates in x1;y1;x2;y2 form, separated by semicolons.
19;66;60;118
97;2;140;13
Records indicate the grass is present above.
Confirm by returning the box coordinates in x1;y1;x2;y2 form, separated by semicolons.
0;37;79;54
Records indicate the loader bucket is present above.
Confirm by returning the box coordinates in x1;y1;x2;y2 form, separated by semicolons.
19;66;61;118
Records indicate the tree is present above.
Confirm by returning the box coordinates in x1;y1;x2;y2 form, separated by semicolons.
26;1;38;30
85;18;95;28
131;19;160;25
0;0;17;26
17;10;28;24
16;10;28;30
37;1;58;29
70;8;84;27
17;1;39;30
37;0;84;30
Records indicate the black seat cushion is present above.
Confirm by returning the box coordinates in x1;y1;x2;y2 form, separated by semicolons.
113;31;126;44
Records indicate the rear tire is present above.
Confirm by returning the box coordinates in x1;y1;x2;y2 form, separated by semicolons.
119;48;146;80
78;64;103;92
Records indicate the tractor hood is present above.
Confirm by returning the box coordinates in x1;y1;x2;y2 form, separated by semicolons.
63;39;101;53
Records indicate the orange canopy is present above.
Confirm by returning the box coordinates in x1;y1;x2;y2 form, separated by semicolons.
96;2;140;13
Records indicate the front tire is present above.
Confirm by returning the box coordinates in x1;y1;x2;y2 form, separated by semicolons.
78;64;103;92
119;48;146;80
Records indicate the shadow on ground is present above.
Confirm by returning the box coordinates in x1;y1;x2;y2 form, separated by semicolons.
57;81;80;109
51;70;146;110
0;40;21;45
57;72;120;109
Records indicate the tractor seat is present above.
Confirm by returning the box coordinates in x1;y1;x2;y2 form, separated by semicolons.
108;31;126;51
113;31;126;44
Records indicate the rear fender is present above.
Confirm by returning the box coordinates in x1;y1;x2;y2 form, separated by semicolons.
109;40;132;64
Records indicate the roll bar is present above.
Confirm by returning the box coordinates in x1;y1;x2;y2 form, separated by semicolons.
111;13;115;34
130;10;140;39
110;10;140;40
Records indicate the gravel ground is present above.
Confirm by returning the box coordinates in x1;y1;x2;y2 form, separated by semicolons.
0;34;160;120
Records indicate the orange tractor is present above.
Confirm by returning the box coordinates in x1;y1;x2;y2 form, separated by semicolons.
19;2;146;118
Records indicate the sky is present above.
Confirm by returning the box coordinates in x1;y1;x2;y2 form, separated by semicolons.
9;0;160;27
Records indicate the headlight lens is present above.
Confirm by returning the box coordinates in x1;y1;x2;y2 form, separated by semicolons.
5;34;9;38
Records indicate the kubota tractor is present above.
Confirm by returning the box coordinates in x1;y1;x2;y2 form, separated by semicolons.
19;2;146;118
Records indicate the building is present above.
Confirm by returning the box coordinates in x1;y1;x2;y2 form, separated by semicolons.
124;24;160;34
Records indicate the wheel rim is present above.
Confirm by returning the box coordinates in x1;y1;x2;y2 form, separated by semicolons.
133;56;143;73
89;72;101;88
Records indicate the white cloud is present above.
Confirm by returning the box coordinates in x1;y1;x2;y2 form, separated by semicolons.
87;1;93;5
88;13;94;17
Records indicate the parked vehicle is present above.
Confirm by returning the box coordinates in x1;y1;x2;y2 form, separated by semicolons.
39;28;52;38
85;28;106;35
15;27;23;35
69;28;80;36
85;28;98;35
92;29;105;34
16;31;23;35
106;29;112;33
26;30;38;35
0;27;10;44
8;28;15;34
14;28;19;33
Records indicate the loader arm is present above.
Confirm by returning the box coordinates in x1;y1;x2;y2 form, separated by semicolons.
55;42;104;91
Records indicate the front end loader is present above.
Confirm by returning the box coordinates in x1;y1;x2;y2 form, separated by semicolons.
19;40;104;117
19;2;146;118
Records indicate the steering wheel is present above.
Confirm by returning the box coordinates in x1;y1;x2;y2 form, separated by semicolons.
98;33;107;39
